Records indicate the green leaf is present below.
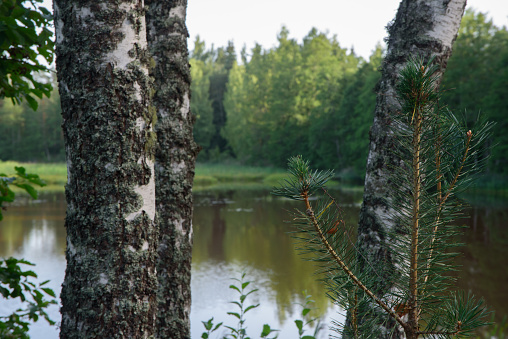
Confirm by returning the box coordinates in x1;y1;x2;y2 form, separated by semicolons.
14;167;26;176
260;324;279;337
0;187;15;203
24;93;38;111
22;270;37;278
244;288;258;298
26;175;46;187
225;325;237;335
294;319;303;331
244;304;259;313
229;284;241;293
227;312;241;320
261;324;272;336
230;301;242;308
41;287;56;298
14;183;38;199
202;318;213;330
302;308;311;317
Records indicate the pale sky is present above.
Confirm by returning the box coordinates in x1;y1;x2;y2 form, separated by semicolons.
186;0;508;59
41;0;508;60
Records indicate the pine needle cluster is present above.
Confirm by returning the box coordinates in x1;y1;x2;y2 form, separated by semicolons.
273;56;493;338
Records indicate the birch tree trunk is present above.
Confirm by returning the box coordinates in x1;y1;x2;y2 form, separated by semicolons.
54;1;158;337
145;1;198;337
356;0;466;337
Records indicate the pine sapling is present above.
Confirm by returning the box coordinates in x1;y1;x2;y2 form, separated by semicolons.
273;56;493;338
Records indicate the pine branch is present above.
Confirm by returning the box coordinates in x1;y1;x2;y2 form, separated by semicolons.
423;129;472;288
409;83;423;332
274;55;492;338
301;188;407;329
321;188;386;285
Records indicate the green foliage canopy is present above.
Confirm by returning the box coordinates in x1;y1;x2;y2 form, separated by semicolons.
2;9;508;183
0;0;54;110
0;78;64;162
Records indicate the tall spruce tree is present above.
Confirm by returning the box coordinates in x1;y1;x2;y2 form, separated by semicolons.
208;41;235;155
356;0;467;337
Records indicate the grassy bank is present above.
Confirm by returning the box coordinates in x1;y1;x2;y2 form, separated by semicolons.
194;163;288;187
3;161;505;195
0;161;291;192
0;161;67;192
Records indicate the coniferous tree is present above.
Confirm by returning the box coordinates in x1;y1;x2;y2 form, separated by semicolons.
441;9;508;175
190;42;215;153
274;57;492;339
208;41;236;155
356;1;467;336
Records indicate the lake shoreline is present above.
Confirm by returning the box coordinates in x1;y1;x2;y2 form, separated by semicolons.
2;161;508;198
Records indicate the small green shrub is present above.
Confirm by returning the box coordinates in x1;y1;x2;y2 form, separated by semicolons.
201;273;323;339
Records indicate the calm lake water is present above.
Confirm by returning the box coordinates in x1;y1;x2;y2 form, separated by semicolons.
0;188;506;338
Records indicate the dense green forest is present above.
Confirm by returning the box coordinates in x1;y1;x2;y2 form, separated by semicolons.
1;10;507;181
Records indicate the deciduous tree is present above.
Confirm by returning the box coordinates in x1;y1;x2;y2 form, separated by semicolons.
145;0;198;337
54;1;158;337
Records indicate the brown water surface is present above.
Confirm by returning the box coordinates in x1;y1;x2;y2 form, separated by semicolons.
0;189;506;338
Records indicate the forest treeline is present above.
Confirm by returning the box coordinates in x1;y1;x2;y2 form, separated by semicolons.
1;10;507;181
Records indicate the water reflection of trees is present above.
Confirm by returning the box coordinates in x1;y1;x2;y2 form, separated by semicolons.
192;188;364;323
0;193;66;257
193;189;508;326
458;202;508;324
2;190;505;331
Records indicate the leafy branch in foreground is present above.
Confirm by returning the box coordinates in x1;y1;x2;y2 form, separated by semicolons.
0;0;54;110
0;257;58;338
273;56;493;338
1;166;56;338
0;166;46;220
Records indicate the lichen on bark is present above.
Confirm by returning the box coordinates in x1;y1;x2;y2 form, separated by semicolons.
54;1;158;338
145;0;199;337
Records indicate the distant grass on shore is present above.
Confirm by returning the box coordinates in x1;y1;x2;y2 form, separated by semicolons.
195;163;286;185
0;161;290;192
4;161;504;195
0;161;67;192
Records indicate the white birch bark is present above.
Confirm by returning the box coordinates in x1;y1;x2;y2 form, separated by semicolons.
145;0;198;337
54;1;158;337
355;1;467;337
